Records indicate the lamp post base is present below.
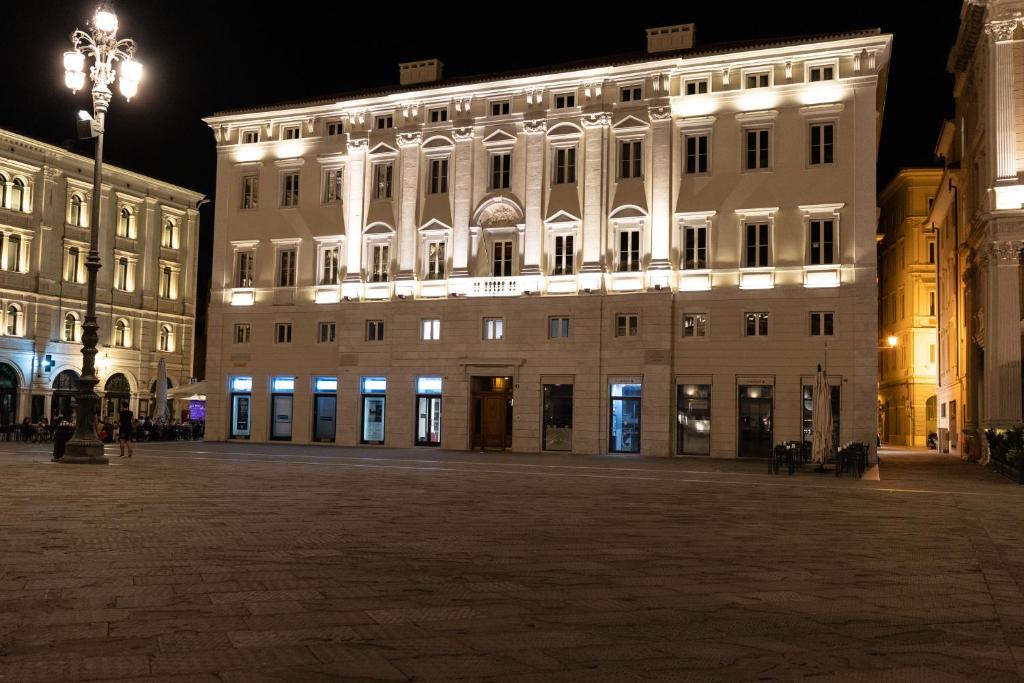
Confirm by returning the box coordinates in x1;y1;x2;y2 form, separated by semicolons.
59;441;109;465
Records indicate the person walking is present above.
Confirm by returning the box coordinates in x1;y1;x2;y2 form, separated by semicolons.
117;401;134;458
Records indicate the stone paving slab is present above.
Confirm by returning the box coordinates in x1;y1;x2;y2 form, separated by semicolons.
1;443;1024;680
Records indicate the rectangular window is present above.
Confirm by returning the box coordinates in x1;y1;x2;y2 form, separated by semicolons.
554;147;577;185
317;321;336;343
320;246;340;285
809;219;835;265
744;129;770;170
282;125;300;140
373;162;393;199
425;241;446;280
615;314;639;337
483;318;504;340
233;323;250;344
6;236;20;273
281;172;300;207
241;175;258;209
490;100;510;116
428;107;448;123
619;140;643;178
326;121;344;136
275;323;293;344
683;314;708;338
428;158;449;194
242;130;259;144
684;79;709;95
323;168;343;203
745;71;770;88
617;230;641;272
236;251;254;288
553;92;576;109
677;384;711;455
928;241;936;264
745;223;770;267
929;291;936;317
277;249;296;287
65;247;80;282
620;86;643;102
549;317;571;339
492;240;513;277
683;225;708;270
552;235;574;275
366;320;385;341
745;312;769;337
115;258;129;291
810;312;834;336
809;64;835;82
490;153;511;190
160;267;173;299
375;115;393;129
809;123;835;165
421;319;441;341
370;243;389;282
685;134;709;175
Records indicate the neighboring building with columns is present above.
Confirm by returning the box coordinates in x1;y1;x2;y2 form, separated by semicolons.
878;169;942;447
0;127;203;426
203;25;891;456
929;0;1024;459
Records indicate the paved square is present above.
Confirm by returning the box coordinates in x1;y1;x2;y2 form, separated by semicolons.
1;443;1023;681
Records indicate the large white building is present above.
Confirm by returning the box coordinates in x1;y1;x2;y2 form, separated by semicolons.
203;25;891;456
0;128;203;426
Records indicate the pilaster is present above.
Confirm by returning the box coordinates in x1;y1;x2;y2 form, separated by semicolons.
581;113;610;273
396;132;422;280
451;127;474;277
522;119;546;275
344;136;368;283
648;106;673;270
982;241;1023;426
987;19;1020;182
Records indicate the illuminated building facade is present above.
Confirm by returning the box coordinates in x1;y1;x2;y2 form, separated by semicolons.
203;25;891;456
0;127;203;425
929;0;1024;459
878;169;942;447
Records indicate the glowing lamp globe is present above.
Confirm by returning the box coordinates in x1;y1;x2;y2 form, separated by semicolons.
93;8;118;34
63;50;85;73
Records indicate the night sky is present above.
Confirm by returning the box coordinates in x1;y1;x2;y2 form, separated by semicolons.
5;2;961;377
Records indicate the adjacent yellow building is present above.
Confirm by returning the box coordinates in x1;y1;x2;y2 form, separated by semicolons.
878;169;941;447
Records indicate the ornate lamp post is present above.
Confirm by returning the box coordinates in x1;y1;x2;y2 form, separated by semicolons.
60;4;142;464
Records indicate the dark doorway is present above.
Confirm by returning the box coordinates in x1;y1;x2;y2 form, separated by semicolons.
0;363;18;427
52;370;80;422
472;376;512;450
103;373;132;419
738;384;773;457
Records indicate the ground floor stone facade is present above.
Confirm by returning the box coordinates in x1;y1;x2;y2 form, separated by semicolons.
205;286;878;457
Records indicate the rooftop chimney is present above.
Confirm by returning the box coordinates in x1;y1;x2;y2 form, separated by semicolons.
646;23;695;54
399;59;444;86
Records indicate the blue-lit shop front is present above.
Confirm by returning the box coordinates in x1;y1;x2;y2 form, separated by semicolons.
415;377;442;447
313;377;337;443
230;376;252;439
360;376;387;445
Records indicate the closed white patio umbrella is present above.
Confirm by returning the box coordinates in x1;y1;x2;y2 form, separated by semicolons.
811;365;834;465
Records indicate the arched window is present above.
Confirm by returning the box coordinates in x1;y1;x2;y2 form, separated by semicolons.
117;206;134;238
0;174;7;208
70;194;85;226
64;312;79;342
162;219;176;248
5;304;20;336
114;318;129;347
158;324;172;352
11;179;26;212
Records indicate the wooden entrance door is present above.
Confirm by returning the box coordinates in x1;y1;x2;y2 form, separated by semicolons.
481;396;507;449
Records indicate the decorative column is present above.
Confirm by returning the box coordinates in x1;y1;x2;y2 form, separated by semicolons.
343;136;368;289
648;106;673;271
987;19;1020;182
581;113;610;274
450;127;475;278
983;241;1023;426
521;119;546;276
396;132;422;282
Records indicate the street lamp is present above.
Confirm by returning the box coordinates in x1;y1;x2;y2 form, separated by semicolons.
59;3;142;464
